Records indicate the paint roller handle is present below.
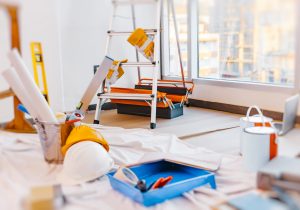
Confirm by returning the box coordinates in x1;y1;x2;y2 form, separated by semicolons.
246;105;265;126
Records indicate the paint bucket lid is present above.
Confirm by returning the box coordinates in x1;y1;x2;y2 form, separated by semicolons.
241;115;273;123
244;126;276;135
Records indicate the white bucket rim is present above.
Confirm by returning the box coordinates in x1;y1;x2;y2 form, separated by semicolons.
241;115;273;123
244;126;276;135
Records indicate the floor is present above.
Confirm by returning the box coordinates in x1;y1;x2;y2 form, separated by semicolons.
85;107;241;138
85;106;300;157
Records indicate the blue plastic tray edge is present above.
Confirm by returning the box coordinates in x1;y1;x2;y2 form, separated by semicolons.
107;161;217;206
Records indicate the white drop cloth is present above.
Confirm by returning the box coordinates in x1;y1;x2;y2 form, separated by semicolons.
0;126;255;210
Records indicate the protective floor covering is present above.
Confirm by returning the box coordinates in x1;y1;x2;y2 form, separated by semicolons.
85;107;241;138
0;126;254;210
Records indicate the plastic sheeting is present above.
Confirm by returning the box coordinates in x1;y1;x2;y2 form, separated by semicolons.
0;125;255;210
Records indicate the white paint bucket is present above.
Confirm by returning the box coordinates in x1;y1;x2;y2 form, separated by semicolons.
242;113;278;172
240;106;273;155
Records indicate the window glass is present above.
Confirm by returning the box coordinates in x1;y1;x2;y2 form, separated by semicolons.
198;0;296;86
168;0;188;77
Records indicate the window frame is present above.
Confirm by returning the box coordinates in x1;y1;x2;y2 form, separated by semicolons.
162;0;190;80
188;0;300;93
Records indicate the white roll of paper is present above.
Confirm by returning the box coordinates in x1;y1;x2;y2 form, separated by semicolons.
1;67;39;119
8;49;57;123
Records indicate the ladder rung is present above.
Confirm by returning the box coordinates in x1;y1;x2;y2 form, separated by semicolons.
98;93;154;100
120;62;156;67
141;81;185;85
112;0;157;5
107;29;157;36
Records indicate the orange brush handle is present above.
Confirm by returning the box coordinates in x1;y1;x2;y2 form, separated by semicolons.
151;176;173;190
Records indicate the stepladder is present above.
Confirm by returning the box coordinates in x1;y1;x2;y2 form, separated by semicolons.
94;0;162;129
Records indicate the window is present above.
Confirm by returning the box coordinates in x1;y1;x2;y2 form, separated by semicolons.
198;0;296;86
167;0;188;77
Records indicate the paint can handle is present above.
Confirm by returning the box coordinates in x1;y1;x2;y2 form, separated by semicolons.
246;105;265;127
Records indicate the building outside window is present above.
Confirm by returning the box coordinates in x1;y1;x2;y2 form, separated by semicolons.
168;0;296;87
168;0;188;77
198;0;296;86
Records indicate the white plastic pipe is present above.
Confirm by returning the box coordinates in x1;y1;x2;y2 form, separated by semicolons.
1;67;39;119
8;49;57;123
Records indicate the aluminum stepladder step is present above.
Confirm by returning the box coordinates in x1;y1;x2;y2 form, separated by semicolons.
94;0;162;129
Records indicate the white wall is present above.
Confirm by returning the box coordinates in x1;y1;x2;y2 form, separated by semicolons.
0;8;13;122
191;82;296;114
1;0;157;121
60;0;112;111
19;0;65;112
0;0;65;124
60;0;155;111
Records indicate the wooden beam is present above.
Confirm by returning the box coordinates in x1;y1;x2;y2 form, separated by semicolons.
0;5;36;133
7;5;20;49
0;89;13;99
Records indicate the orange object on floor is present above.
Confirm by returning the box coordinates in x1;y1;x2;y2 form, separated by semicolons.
111;87;167;98
110;87;172;108
137;78;194;103
167;94;185;103
138;79;194;92
111;99;170;108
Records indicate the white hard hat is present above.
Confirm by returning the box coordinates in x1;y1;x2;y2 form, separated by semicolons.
57;141;114;185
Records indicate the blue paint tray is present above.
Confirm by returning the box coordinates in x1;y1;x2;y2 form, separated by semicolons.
107;160;216;206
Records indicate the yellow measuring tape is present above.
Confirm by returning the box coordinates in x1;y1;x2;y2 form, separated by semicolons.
30;42;49;103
